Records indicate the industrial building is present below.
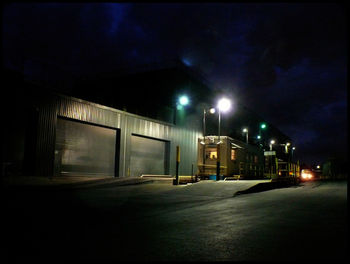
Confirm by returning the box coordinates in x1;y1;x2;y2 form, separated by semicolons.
2;60;294;180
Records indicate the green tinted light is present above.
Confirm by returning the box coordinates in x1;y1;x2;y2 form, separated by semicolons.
179;95;189;106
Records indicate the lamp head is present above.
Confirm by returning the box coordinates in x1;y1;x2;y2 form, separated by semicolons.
217;98;231;112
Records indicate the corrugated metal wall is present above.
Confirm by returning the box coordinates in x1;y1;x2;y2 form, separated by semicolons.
35;93;202;177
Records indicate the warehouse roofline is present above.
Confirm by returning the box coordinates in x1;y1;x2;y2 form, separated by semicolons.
56;92;176;127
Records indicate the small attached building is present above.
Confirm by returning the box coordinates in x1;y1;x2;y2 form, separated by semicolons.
197;136;265;179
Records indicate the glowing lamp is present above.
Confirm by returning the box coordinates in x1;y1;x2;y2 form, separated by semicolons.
209;108;216;114
217;98;231;112
179;95;189;106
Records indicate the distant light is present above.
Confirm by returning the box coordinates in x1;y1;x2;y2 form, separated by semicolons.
257;135;261;139
317;165;320;169
243;128;248;133
286;142;291;146
292;147;296;150
179;95;189;106
209;108;216;114
270;140;275;145
217;98;231;112
260;123;267;129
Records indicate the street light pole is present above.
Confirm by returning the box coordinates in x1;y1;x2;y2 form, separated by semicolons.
203;109;206;140
243;128;248;144
216;109;221;181
218;109;221;144
215;98;231;181
202;109;206;175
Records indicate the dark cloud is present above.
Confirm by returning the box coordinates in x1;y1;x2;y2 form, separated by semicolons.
2;3;347;164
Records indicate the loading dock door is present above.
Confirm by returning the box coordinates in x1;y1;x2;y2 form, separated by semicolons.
54;117;117;177
130;135;169;177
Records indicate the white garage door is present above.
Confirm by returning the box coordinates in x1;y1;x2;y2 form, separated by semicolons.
130;134;169;177
54;117;117;177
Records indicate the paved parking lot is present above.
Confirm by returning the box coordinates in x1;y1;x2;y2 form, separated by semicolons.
2;179;347;262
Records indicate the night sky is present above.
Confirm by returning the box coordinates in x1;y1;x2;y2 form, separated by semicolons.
2;3;347;165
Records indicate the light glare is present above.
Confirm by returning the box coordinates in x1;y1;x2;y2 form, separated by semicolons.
179;95;189;106
209;108;216;114
217;98;231;112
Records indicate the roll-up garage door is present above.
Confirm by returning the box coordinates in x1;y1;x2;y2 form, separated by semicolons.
54;117;118;177
130;134;169;177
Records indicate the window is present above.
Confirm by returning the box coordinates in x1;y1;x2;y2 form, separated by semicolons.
206;148;217;160
231;149;236;160
210;151;217;159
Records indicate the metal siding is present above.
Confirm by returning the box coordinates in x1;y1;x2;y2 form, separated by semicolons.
36;94;58;177
57;97;122;129
167;126;201;176
36;93;202;178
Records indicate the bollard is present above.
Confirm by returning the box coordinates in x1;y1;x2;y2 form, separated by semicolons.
173;146;180;185
191;163;194;182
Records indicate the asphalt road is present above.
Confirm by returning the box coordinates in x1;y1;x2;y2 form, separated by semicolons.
2;180;348;262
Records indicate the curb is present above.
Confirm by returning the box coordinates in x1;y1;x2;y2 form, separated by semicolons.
1;177;155;191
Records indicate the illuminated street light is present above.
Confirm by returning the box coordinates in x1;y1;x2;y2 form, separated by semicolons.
201;107;217;143
178;95;189;106
291;146;296;161
257;135;261;139
284;142;291;153
242;128;249;144
270;139;275;151
258;123;267;148
216;97;232;181
217;98;231;112
174;95;190;124
201;106;217;175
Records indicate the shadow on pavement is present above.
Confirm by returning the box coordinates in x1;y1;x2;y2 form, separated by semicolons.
234;181;299;196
